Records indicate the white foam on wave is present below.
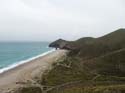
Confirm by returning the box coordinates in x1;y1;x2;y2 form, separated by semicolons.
0;49;55;74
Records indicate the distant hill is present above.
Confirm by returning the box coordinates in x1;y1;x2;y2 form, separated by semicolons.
76;29;125;59
49;29;125;59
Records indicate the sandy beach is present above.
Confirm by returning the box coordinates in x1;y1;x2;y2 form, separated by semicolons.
0;50;67;93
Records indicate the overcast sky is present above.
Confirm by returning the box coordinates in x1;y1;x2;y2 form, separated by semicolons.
0;0;124;41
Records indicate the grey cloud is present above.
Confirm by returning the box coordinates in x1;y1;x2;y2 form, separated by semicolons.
0;0;124;41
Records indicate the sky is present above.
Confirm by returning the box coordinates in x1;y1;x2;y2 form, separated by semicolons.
0;0;124;41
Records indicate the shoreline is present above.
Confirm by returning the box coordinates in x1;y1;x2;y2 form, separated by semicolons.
0;49;67;92
0;49;55;74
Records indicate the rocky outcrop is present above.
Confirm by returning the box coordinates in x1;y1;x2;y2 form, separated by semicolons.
49;39;67;49
49;39;75;50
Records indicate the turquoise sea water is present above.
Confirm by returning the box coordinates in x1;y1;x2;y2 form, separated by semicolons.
0;42;53;73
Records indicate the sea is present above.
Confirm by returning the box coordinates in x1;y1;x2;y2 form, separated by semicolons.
0;42;54;73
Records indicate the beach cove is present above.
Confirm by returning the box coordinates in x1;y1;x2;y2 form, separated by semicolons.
0;50;67;93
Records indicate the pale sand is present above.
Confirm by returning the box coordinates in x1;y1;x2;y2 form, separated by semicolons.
0;50;67;92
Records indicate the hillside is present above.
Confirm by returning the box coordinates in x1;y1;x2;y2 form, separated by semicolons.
43;29;125;93
15;29;125;93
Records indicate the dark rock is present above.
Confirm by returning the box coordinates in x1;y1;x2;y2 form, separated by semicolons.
49;39;73;50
